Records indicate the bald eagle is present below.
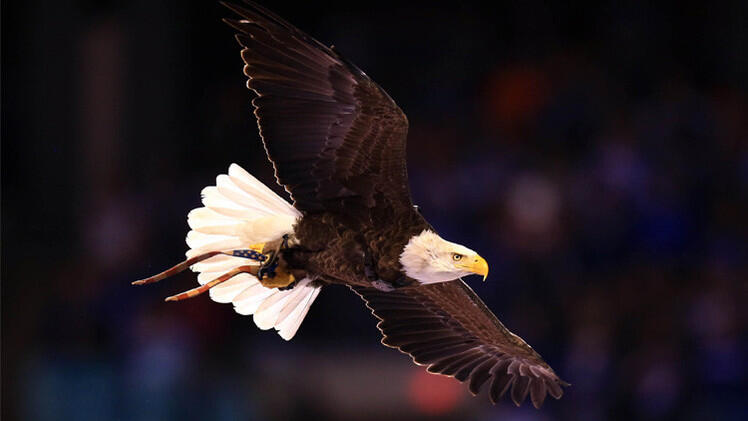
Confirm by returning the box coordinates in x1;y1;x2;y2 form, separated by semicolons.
135;0;568;408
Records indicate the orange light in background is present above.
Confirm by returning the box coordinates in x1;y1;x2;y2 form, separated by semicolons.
484;65;549;137
408;368;463;415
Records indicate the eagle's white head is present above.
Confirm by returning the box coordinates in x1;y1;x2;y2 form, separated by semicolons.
399;230;489;284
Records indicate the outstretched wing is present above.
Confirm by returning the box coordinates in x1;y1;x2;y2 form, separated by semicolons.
223;1;412;214
352;281;568;408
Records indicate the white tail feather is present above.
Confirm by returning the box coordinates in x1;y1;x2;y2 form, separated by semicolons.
254;289;298;330
185;163;320;340
186;231;243;253
249;278;320;339
216;175;277;215
233;284;276;315
209;274;256;303
187;208;244;235
190;255;251;273
228;163;300;215
277;285;320;340
237;215;298;245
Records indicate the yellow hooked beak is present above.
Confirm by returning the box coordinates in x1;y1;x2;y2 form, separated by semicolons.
459;255;489;281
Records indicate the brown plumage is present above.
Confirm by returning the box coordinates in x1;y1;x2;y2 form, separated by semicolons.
136;0;568;408
222;0;430;288
223;1;411;216
352;283;566;407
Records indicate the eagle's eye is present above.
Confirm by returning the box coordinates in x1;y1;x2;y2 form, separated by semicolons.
452;253;463;261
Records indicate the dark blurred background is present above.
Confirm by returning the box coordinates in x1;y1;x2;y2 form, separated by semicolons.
3;1;747;420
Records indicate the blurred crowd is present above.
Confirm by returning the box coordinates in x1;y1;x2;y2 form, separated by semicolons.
3;1;746;420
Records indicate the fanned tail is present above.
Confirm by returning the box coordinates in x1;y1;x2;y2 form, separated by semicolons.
182;163;320;340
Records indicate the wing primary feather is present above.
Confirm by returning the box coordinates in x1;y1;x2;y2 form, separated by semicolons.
435;350;485;376
511;375;531;407
530;380;547;409
489;374;515;404
352;283;567;407
453;355;493;382
467;358;497;395
222;18;250;34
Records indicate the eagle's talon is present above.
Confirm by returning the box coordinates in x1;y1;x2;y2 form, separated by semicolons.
258;237;288;280
259;271;295;289
257;263;276;280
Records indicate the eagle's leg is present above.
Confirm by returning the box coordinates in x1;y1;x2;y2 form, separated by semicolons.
256;234;296;289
